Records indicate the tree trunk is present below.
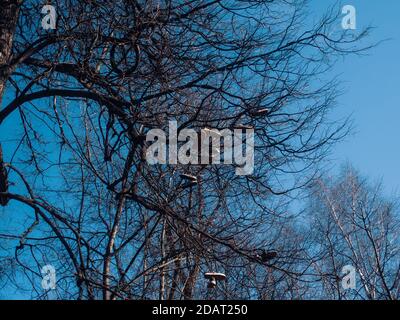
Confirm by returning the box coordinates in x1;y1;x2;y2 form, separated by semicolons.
0;0;20;206
0;0;20;106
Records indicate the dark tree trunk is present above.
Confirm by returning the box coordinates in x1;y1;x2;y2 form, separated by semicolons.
0;0;20;106
0;0;20;206
0;143;8;206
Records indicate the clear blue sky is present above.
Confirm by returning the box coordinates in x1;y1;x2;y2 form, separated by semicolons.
1;0;400;299
311;0;400;195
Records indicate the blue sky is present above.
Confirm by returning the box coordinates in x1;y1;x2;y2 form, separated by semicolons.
2;1;399;193
1;0;400;299
311;0;400;195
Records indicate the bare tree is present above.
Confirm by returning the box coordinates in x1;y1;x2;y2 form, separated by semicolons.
0;0;373;299
307;166;400;300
